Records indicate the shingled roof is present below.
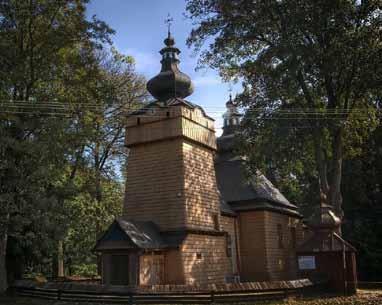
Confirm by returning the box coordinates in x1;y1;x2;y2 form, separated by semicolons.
215;133;301;217
128;98;214;121
94;218;167;251
94;218;190;252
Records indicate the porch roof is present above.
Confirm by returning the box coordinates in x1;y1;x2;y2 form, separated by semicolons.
94;218;167;251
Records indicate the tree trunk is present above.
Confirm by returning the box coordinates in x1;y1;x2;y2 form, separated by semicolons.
94;137;103;275
313;132;330;205
0;230;8;294
329;126;344;220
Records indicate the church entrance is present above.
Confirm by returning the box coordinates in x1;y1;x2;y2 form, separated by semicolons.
139;254;164;285
110;254;129;285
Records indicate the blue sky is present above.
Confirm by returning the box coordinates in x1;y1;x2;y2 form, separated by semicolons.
87;0;241;134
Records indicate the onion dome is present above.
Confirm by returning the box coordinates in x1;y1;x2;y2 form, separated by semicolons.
307;204;341;230
147;31;194;101
222;94;242;136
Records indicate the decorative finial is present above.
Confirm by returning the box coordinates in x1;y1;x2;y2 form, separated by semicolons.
146;17;194;101
228;85;233;104
165;13;173;37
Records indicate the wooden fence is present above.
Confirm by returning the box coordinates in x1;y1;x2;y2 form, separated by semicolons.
14;285;299;304
358;282;382;290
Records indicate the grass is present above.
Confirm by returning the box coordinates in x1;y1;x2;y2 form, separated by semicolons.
0;290;381;305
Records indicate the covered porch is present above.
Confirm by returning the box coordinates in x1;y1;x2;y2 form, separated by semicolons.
94;218;184;286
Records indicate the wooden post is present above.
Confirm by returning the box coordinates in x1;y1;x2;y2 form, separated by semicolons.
210;291;215;304
128;292;134;305
343;242;347;295
58;240;64;278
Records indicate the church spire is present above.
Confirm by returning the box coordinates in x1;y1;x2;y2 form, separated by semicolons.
222;94;241;135
146;16;194;102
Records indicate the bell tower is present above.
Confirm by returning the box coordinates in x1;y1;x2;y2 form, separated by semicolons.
123;31;221;233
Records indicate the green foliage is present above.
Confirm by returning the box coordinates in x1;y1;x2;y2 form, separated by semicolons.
186;0;382;279
70;264;98;278
341;124;382;281
186;0;381;207
0;0;147;289
64;178;123;274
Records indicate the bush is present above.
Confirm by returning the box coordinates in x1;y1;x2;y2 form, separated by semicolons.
70;264;98;277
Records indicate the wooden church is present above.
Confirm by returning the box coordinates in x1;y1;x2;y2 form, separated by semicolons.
94;31;355;290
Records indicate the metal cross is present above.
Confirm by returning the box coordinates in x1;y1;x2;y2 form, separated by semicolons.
228;84;233;101
165;13;173;34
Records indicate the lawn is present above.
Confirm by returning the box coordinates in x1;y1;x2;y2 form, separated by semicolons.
0;290;381;305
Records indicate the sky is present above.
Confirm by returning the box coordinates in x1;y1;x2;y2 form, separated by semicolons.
86;0;241;134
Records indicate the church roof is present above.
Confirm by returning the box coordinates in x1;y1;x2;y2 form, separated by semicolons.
215;100;300;217
215;156;300;217
297;232;356;252
220;195;236;216
94;218;191;251
94;218;167;251
128;98;214;121
146;32;194;101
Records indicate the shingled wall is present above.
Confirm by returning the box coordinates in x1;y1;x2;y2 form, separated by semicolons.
263;211;299;281
181;234;231;285
237;210;299;281
123;104;221;232
183;141;221;231
122;103;230;285
123;139;186;231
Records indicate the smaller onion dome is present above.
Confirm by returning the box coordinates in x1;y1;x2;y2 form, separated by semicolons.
222;94;242;136
147;32;194;101
307;204;341;230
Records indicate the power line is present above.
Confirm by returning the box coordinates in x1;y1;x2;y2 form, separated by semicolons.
0;110;378;120
0;100;378;112
0;106;377;115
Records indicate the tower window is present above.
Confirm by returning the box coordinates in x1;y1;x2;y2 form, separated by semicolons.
137;117;141;125
166;111;170;117
226;234;232;257
213;214;220;231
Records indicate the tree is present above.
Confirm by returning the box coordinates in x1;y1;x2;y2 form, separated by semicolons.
341;120;382;280
0;0;113;293
83;48;147;207
186;0;381;220
56;48;147;276
63;176;123;276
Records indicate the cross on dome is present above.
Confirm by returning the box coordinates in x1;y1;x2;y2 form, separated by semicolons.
165;13;173;36
146;17;194;101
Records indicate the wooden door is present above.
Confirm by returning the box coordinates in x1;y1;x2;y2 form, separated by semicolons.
139;254;164;285
110;255;129;285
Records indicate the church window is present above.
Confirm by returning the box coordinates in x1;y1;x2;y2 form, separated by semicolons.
166;111;170;117
137;117;141;125
213;214;220;230
196;253;202;260
277;224;284;249
226;234;232;257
